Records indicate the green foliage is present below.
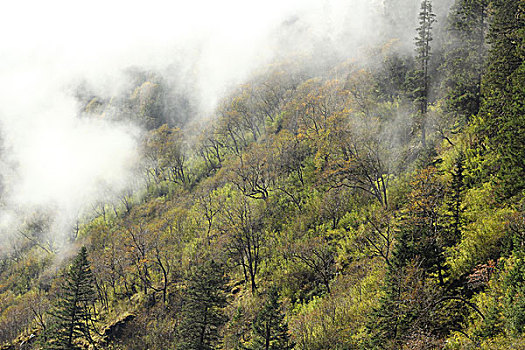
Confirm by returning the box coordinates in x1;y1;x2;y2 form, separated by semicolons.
411;0;436;147
177;259;228;350
503;252;525;335
290;261;384;349
1;3;524;348
446;183;512;278
41;247;97;350
468;0;525;199
439;0;489;124
249;287;292;350
447;252;525;348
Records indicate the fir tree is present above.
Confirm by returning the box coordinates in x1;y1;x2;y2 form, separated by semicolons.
471;0;525;199
440;0;489;123
367;168;450;348
251;287;292;350
42;247;98;350
177;260;228;350
413;0;436;147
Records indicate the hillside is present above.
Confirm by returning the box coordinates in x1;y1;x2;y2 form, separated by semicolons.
0;0;524;349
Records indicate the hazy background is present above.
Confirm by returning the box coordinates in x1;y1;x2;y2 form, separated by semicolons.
0;0;452;252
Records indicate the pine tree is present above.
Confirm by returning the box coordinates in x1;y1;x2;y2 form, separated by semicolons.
440;0;489;123
470;0;525;199
251;287;292;350
42;247;98;350
413;0;436;147
177;260;228;350
367;262;420;349
367;167;450;348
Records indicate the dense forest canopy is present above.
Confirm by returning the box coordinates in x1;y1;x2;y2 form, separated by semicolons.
0;0;524;349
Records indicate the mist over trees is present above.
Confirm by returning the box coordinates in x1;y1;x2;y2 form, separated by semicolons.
0;0;524;349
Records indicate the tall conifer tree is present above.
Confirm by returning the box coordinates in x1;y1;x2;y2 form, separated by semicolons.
471;0;525;198
414;0;436;147
43;247;98;350
177;260;228;350
440;0;489;123
251;287;292;350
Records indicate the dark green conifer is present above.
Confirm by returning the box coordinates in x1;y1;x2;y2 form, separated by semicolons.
470;0;525;199
442;153;466;247
177;260;228;350
42;246;98;350
440;0;489;123
413;0;436;147
251;287;292;350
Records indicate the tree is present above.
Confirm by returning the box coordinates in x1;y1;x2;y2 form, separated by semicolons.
469;0;525;199
228;141;276;200
503;250;525;335
251;288;293;350
440;0;489;123
42;247;98;350
369;261;452;349
17;211;57;254
177;260;228;350
287;234;336;294
121;219;153;296
394;167;446;282
144;124;188;187
353;206;395;267
194;185;225;245
198;124;226;173
442;153;466;247
373;48;412;102
412;0;436;147
271;130;311;209
369;167;473;348
293;76;391;208
219;192;265;294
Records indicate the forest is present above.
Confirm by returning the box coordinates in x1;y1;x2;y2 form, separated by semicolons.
0;0;524;349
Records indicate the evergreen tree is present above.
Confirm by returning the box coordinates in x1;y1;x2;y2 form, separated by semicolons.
470;0;525;199
251;287;292;350
367;262;421;349
42;246;98;350
177;260;228;350
395;167;447;281
443;153;466;247
367;168;452;348
374;52;412;102
413;0;436;147
440;0;489;123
